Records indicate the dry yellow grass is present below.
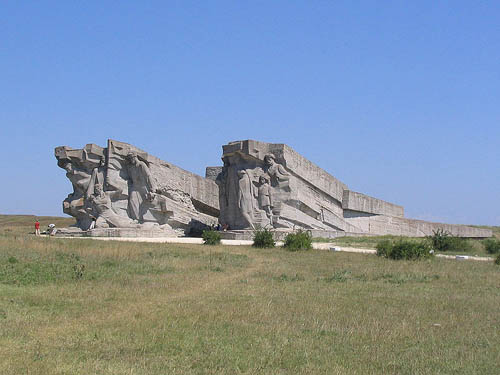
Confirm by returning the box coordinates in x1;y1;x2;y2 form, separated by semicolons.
1;216;499;374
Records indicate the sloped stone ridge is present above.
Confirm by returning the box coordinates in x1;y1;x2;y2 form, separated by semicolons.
55;139;219;236
209;139;491;238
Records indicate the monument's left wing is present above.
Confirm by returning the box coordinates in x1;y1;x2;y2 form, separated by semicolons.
55;139;219;236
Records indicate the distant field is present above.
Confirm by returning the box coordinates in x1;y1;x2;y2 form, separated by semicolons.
0;214;75;236
0;215;499;374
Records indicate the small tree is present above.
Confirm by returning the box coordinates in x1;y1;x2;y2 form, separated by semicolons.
428;229;471;252
202;230;221;245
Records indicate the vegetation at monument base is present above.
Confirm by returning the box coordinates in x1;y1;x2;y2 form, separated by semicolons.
316;231;498;257
252;229;275;248
284;230;312;251
376;239;433;260
201;229;221;245
483;238;500;254
1;215;500;374
428;229;473;253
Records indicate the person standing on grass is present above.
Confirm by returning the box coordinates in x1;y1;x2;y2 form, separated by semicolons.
35;219;40;236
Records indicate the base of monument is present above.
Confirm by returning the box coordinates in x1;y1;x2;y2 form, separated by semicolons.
55;227;181;238
219;229;376;241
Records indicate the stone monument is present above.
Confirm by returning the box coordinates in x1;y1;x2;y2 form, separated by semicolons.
55;138;491;239
55;139;219;237
206;140;491;239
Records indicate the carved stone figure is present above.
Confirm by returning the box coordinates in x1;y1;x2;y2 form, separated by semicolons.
60;160;91;197
125;152;158;222
264;154;290;191
237;169;256;229
257;175;273;227
85;156;107;198
57;159;95;229
87;184;140;228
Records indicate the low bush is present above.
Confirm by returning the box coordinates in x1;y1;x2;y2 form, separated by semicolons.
375;239;393;258
483;238;500;254
202;230;221;245
495;253;500;265
252;229;275;248
428;229;471;252
284;230;312;251
376;239;433;260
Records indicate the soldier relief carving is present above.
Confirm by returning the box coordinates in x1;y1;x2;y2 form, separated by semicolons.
57;151;165;230
218;152;293;230
55;140;219;234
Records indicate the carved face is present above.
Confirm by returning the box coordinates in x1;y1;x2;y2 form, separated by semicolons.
259;176;268;184
264;155;275;166
62;161;73;173
126;153;138;165
99;156;105;167
94;184;103;195
237;170;245;178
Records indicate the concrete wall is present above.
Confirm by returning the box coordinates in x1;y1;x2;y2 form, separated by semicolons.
342;190;404;217
343;210;492;237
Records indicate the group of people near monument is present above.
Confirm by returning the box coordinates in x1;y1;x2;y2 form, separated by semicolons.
34;220;57;236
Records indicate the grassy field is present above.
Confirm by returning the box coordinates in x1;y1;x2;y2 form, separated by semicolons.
1;216;499;374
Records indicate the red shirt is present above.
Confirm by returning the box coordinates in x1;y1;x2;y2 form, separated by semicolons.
35;222;40;229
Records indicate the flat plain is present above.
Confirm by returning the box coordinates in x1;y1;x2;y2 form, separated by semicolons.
0;215;499;374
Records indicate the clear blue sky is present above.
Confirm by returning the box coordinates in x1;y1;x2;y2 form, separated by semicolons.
1;1;499;226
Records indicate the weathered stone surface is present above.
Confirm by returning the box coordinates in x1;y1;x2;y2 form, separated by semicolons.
56;139;219;236
214;139;492;238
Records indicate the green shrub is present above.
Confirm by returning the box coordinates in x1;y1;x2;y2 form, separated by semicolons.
483;238;500;254
202;230;221;245
495;253;500;265
252;229;275;248
284;230;312;251
428;229;471;252
375;239;393;258
376;239;433;260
